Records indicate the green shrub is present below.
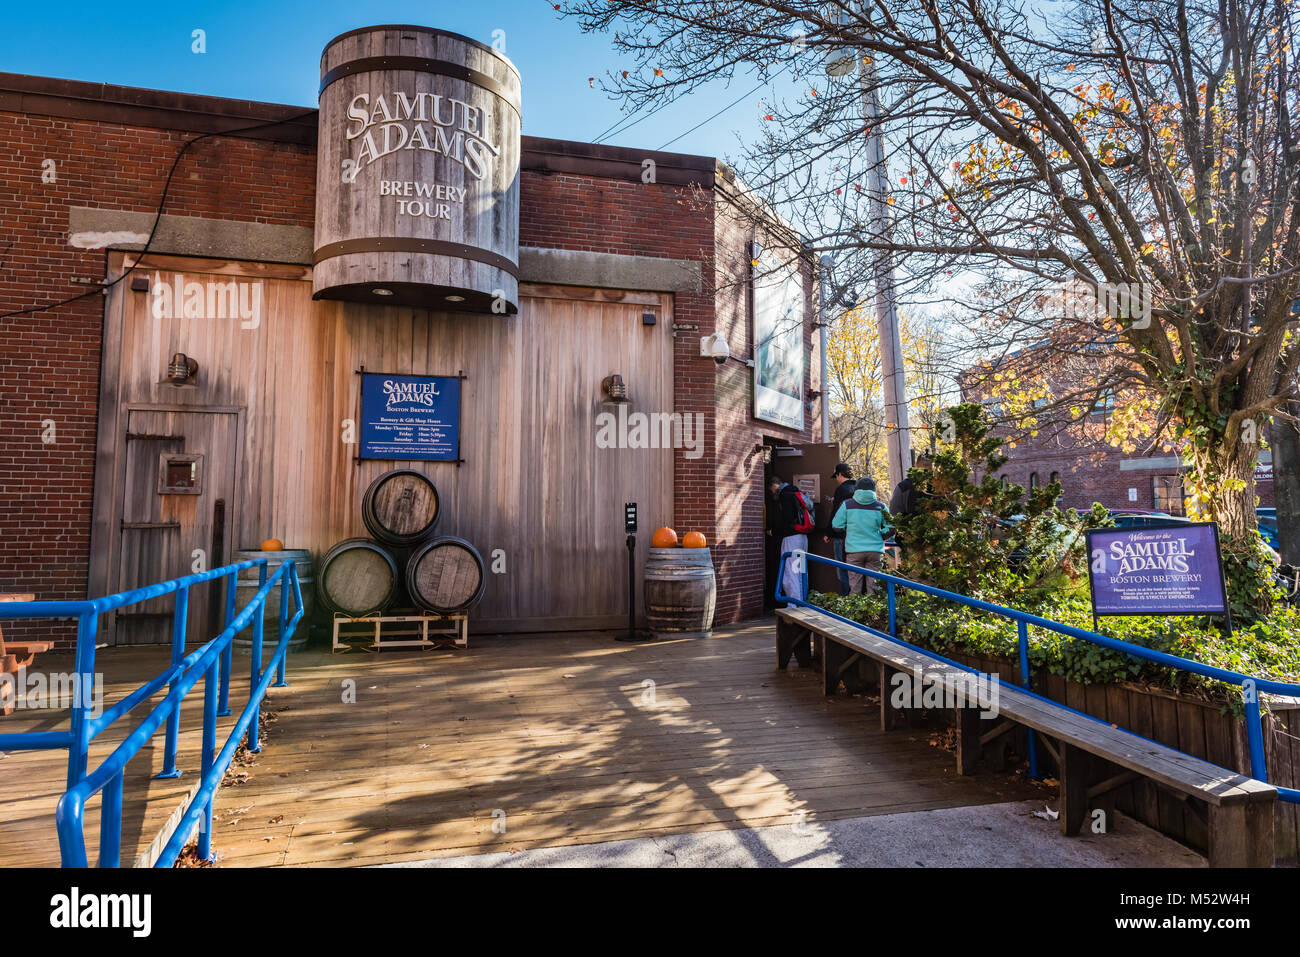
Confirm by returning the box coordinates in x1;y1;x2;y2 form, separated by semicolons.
820;401;1300;707
811;586;1300;708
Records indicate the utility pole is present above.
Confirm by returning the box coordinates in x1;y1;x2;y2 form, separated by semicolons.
827;22;911;489
859;53;912;490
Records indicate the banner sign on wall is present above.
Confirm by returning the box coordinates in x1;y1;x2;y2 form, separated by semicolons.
1085;522;1228;618
751;241;805;431
359;372;461;461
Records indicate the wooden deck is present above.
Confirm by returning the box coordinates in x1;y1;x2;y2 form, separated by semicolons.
0;619;1038;867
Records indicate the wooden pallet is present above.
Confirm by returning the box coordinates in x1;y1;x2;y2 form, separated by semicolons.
331;610;468;654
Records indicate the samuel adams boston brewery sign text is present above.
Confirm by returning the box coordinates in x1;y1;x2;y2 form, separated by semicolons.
360;373;461;461
313;26;522;313
1086;522;1229;618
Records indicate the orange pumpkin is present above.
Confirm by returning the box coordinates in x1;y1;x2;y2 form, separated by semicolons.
682;531;708;548
651;527;679;548
261;538;284;552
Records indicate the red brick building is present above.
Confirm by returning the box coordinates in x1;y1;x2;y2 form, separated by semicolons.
960;398;1277;514
0;36;826;649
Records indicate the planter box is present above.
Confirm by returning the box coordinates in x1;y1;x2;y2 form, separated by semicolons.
943;647;1300;862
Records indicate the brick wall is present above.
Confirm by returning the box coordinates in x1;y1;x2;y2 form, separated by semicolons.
992;425;1274;513
710;194;821;622
0;111;316;648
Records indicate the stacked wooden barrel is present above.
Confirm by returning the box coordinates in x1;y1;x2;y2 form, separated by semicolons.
317;470;485;618
406;535;486;614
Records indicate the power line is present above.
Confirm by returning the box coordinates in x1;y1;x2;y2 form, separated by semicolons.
591;93;677;144
596;66;789;150
657;67;789;152
1;109;316;321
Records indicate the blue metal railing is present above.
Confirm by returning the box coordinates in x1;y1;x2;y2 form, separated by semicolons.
0;557;304;866
778;549;1300;803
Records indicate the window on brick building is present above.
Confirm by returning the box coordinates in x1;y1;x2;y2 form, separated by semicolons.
1152;475;1185;515
1029;472;1039;491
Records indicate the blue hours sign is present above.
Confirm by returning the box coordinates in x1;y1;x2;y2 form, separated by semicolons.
359;372;461;461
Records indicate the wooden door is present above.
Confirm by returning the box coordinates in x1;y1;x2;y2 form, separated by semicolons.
115;409;239;645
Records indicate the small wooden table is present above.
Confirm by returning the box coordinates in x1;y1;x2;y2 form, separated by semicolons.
1;593;53;716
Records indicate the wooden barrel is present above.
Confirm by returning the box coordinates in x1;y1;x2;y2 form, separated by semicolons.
362;469;441;545
317;538;398;616
406;536;486;614
314;25;522;313
233;549;315;652
644;547;716;639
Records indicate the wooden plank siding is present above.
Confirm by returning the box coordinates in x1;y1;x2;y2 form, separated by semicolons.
90;253;675;642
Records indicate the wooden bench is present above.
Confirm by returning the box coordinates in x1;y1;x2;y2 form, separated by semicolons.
777;605;1278;867
0;593;53;716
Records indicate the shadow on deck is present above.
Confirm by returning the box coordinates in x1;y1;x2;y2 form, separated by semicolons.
0;618;1040;867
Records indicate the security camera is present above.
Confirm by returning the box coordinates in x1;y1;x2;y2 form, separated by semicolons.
701;333;731;365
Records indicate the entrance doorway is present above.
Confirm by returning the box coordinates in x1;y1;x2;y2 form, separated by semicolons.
763;439;842;608
113;408;240;645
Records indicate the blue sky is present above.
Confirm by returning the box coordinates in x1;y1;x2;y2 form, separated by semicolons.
0;0;772;160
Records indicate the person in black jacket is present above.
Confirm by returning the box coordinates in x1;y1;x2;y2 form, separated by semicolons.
888;455;931;515
889;455;933;549
822;463;855;594
766;475;808;602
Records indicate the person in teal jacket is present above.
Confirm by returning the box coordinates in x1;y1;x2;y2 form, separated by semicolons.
831;477;894;595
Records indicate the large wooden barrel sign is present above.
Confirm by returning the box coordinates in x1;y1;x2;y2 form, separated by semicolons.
644;547;717;639
406;536;486;614
362;469;440;545
314;25;522;313
317;538;399;616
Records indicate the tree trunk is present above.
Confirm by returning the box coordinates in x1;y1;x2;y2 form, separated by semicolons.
1272;403;1300;566
1187;444;1257;541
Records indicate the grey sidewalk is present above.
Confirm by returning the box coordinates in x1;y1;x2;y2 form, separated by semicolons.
382;799;1206;868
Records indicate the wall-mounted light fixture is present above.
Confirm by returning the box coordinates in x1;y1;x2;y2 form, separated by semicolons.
601;374;630;403
167;353;198;384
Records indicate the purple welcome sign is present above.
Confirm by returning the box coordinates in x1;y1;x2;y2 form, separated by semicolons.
1086;522;1228;617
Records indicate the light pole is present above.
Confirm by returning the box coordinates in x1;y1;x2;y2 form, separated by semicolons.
827;34;911;489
